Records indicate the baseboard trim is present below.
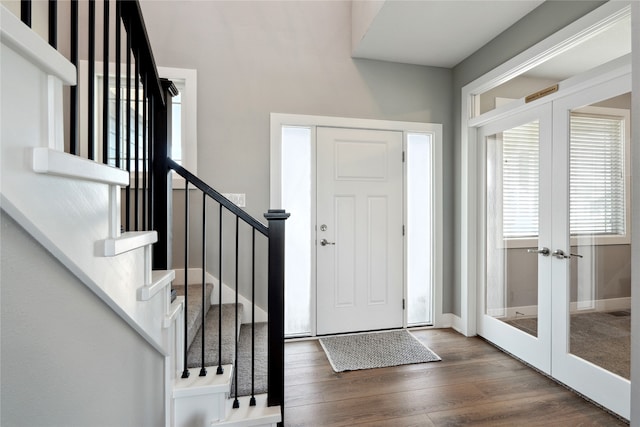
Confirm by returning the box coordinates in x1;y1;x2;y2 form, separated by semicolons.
488;297;632;320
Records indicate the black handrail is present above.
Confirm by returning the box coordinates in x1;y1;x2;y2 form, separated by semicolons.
168;159;269;236
119;0;164;105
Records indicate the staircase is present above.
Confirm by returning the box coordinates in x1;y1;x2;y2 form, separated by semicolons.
0;3;284;426
173;278;274;427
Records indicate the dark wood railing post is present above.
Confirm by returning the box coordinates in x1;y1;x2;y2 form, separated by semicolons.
264;209;289;426
151;79;177;269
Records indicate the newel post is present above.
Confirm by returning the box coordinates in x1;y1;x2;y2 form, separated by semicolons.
151;79;177;269
264;209;289;424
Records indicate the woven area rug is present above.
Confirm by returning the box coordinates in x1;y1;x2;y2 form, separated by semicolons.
319;330;441;372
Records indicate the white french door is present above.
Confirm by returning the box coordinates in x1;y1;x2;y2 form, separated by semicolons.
478;72;631;419
477;103;554;374
550;74;631;419
316;127;404;335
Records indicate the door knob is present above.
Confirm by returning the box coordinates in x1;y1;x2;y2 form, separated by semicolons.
527;247;550;256
320;238;335;246
552;249;569;259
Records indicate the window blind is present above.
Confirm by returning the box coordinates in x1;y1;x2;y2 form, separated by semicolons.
502;121;539;238
500;113;625;238
570;113;625;235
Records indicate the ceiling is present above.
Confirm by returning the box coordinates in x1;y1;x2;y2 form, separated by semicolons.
351;0;545;68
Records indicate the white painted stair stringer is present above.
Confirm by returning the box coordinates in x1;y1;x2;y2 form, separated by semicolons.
1;6;173;356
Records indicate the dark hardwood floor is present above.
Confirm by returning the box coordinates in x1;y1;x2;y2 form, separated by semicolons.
284;328;628;426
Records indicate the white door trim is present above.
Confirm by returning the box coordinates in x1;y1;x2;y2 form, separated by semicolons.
270;113;444;334
459;1;632;337
631;3;640;425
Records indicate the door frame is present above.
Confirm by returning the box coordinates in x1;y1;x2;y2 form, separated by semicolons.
460;1;632;337
270;113;443;335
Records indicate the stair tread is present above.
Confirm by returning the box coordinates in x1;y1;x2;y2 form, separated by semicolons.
214;395;281;427
173;364;233;398
187;303;243;368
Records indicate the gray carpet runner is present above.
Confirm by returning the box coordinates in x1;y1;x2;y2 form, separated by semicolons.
174;283;213;348
186;303;243;368
177;282;267;396
231;322;268;397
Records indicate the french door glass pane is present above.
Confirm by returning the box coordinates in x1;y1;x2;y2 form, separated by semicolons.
485;121;540;337
282;126;312;336
568;95;631;379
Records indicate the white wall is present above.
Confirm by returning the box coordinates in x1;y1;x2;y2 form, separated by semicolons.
351;0;385;54
139;0;454;311
0;212;165;427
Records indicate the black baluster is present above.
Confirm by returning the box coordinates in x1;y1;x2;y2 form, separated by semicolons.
88;0;96;160
48;0;57;48
182;181;190;379
102;0;109;164
200;193;207;377
147;94;154;231
125;25;131;230
69;0;79;155
134;53;140;230
142;74;147;230
250;228;256;406
114;0;121;167
21;0;31;27
233;215;240;409
217;204;224;375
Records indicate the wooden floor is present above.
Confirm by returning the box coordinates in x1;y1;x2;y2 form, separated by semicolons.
284;328;628;426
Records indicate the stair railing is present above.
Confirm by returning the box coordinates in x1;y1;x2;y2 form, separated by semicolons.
17;0;287;422
17;0;170;237
168;159;288;417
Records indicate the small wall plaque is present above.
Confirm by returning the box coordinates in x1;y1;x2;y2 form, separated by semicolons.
525;84;559;103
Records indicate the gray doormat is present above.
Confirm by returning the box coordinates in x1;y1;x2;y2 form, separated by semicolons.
319;330;441;372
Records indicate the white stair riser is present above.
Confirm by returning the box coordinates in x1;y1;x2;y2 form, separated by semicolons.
174;393;227;427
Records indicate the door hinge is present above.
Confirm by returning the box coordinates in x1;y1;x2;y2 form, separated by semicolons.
402;299;405;310
402;151;405;163
402;225;405;236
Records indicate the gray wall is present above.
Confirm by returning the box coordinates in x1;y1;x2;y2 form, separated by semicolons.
1;212;165;427
451;1;607;316
139;0;454;312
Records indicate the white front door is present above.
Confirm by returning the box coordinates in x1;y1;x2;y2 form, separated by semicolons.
316;127;404;335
